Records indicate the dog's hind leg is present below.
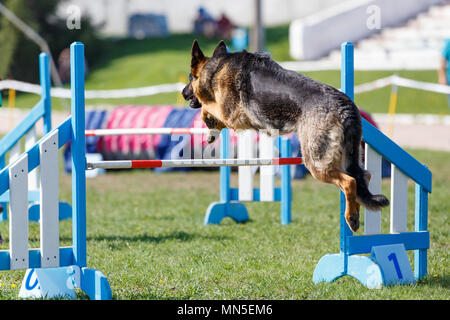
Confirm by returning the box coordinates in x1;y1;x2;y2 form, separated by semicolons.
332;171;360;232
297;119;360;231
309;167;360;232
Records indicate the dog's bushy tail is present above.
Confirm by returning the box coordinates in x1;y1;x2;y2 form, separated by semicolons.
346;160;390;210
343;111;390;210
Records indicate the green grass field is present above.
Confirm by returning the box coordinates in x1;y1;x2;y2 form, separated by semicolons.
9;25;450;115
0;148;448;300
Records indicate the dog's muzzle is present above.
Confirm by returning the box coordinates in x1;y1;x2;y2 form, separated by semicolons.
189;96;202;109
182;84;202;109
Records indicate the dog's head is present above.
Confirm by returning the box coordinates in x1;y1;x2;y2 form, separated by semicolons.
181;40;228;109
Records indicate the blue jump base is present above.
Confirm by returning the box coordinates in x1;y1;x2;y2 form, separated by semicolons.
313;253;384;289
205;202;249;224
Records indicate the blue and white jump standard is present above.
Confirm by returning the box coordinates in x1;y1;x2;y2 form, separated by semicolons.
0;42;112;299
312;43;431;288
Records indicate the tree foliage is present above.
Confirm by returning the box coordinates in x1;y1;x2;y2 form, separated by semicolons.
0;0;101;83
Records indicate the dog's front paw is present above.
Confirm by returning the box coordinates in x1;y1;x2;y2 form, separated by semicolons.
207;134;216;143
206;129;221;144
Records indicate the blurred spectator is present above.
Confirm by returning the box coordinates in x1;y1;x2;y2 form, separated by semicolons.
217;13;234;40
57;48;71;84
194;7;217;38
438;38;450;108
57;48;89;84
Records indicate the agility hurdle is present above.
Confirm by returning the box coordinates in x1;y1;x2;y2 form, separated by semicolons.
0;53;71;223
204;128;294;225
0;42;111;299
313;43;431;288
87;157;302;169
84;124;296;226
85;127;209;136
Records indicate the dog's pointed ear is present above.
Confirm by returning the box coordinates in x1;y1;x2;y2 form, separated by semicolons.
191;40;205;68
212;40;227;57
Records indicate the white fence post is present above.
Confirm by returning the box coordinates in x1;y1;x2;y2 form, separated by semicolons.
9;154;29;270
26;125;39;190
259;132;275;201
39;130;60;268
238;130;255;201
390;165;408;233
364;145;382;235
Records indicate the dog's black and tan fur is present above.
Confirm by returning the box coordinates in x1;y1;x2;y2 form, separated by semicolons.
182;40;389;232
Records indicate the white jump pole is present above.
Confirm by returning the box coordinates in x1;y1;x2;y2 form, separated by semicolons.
85;127;210;136
87;157;302;170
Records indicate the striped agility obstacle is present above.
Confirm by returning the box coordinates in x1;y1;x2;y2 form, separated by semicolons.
205;128;295;225
0;41;431;299
85;127;210;136
87;157;302;169
84;121;297;226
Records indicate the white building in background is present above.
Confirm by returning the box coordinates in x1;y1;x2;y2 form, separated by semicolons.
56;0;344;37
285;0;450;69
288;0;448;60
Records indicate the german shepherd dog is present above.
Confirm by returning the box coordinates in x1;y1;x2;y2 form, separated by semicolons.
182;40;389;232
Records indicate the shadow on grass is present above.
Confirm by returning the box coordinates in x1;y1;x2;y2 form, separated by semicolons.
88;230;233;244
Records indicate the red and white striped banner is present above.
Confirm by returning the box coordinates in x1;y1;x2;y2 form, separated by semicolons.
85;127;210;136
87;157;303;170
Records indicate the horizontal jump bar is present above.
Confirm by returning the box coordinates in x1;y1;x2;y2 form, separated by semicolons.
85;128;210;136
87;157;302;169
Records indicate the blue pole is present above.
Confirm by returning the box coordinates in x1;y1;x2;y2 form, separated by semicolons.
340;42;354;272
219;128;230;203
39;53;52;134
70;42;87;268
0;154;5;221
280;137;292;225
414;182;428;279
341;42;354;101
